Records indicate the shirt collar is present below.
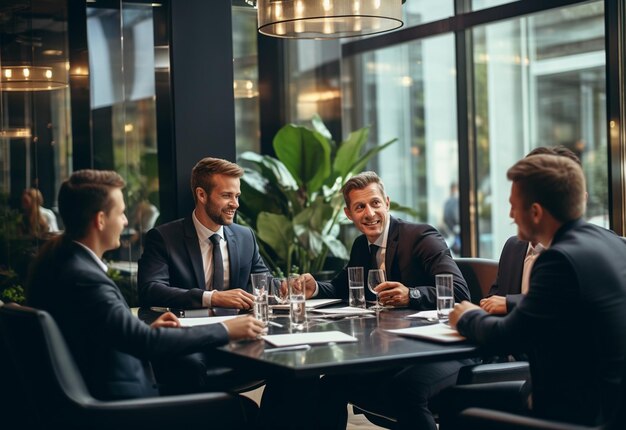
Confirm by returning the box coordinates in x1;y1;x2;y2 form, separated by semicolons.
73;241;109;273
369;212;390;249
528;241;547;257
192;210;225;242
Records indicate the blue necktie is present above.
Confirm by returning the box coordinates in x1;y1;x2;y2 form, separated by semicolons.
209;234;224;290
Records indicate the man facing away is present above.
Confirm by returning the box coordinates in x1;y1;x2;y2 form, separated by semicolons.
448;154;626;427
290;171;473;430
481;146;584;316
27;170;265;410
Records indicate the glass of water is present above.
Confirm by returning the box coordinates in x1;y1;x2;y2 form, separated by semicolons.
347;267;366;309
251;273;269;324
288;274;306;330
436;274;454;322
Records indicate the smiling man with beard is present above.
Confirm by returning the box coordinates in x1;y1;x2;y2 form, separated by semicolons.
138;157;268;311
137;157;269;395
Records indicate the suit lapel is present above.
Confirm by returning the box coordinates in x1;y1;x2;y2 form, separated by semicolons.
224;226;239;290
183;217;206;290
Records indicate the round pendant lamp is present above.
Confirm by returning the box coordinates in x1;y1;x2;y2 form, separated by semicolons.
256;0;404;39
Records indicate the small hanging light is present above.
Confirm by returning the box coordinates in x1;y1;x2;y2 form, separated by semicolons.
256;0;404;39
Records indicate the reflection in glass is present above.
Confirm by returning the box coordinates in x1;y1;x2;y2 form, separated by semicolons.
473;1;607;257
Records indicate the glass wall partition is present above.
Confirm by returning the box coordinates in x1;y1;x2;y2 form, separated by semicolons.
0;0;71;305
86;1;166;305
474;0;607;257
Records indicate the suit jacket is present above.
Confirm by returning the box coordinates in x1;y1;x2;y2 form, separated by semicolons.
138;217;268;308
458;219;626;426
317;217;470;309
27;238;229;400
488;235;528;312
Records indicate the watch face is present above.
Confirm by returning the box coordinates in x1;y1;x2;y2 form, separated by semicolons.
410;289;420;299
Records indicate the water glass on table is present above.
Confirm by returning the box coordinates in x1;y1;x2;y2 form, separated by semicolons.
269;276;288;305
251;273;269;324
347;266;366;309
367;269;386;310
436;274;454;322
288;274;307;330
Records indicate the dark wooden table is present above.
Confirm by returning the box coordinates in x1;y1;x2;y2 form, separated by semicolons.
213;308;479;379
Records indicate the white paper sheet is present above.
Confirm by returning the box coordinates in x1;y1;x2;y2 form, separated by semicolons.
309;306;375;316
406;310;438;320
178;315;238;327
270;298;342;311
387;323;466;343
262;330;358;347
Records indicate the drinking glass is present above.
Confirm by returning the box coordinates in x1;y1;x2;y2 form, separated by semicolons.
251;272;268;296
288;274;306;330
436;274;454;322
347;267;366;309
367;269;386;311
269;276;288;305
251;273;269;324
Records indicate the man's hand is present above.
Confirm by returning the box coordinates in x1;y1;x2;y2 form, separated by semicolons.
150;311;181;328
300;273;317;298
376;281;409;307
223;315;267;340
211;289;255;310
480;295;507;314
449;301;480;328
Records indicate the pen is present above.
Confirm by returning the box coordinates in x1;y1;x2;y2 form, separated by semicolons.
268;321;283;328
150;307;170;313
264;344;312;353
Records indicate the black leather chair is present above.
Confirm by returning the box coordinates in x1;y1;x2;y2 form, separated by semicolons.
352;257;530;428
0;304;252;430
457;364;626;430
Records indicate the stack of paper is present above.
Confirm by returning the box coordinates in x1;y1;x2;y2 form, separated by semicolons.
309;306;375;318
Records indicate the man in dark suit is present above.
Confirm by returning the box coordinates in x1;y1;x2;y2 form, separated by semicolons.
138;157;268;311
137;157;269;393
296;171;472;430
480;146;582;316
448;154;626;427
26;170;265;406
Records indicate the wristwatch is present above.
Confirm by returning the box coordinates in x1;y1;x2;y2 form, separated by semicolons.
409;288;422;307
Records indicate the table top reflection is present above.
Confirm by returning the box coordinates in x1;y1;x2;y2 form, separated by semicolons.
214;308;478;379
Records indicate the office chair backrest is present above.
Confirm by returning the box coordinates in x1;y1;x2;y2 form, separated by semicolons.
454;258;498;304
0;304;93;427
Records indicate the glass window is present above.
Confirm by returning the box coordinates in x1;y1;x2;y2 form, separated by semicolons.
403;0;454;27
232;5;260;154
474;1;607;258
342;34;460;254
0;0;71;305
472;0;520;11
86;1;164;305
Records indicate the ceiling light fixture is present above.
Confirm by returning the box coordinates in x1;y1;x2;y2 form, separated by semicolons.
1;65;67;91
256;0;404;39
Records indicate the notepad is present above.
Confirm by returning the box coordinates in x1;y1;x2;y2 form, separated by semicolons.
387;323;466;343
178;315;238;327
262;330;358;347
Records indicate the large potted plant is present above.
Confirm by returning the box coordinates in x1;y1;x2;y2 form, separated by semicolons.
237;115;397;277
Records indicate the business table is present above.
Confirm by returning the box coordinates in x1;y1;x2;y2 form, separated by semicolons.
213;308;479;380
